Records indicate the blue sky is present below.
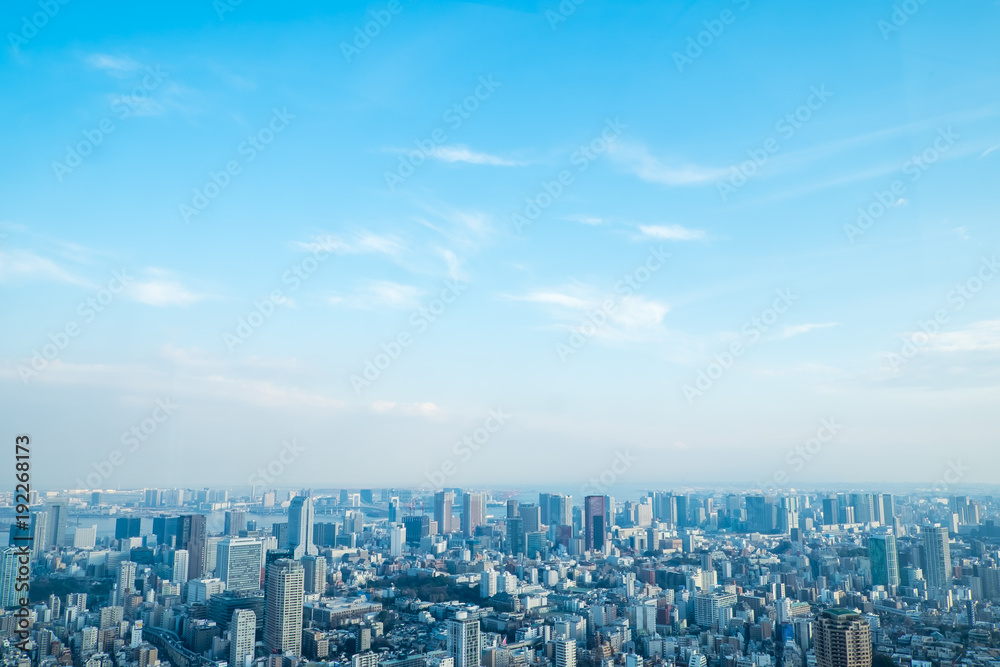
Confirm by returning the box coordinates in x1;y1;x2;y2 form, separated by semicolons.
2;0;999;493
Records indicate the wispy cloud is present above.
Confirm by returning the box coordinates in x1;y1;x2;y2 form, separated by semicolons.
370;401;444;418
637;224;706;241
295;231;404;256
0;248;88;285
330;281;423;310
779;322;839;340
127;279;208;307
427;145;525;166
608;142;728;186
86;53;141;75
919;320;1000;352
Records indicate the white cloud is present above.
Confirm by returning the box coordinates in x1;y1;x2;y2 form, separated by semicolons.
608;142;728;186
370;401;444;418
295;231;403;256
920;320;1000;352
330;281;423;310
426;145;525;167
0;248;88;285
86;53;141;74
126;273;209;307
563;215;606;226
637;224;705;241
779;322;839;340
508;287;671;343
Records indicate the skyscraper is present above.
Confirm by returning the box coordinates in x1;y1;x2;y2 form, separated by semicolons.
172;549;189;584
869;534;899;589
506;517;524;556
923;524;952;594
118;561;137;603
218;537;264;592
265;559;304;656
822;497;839;526
584;495;607;552
178;514;208;580
225;510;247;536
45;498;68;547
813;609;872;667
287;494;318;559
115;517;142;540
434;491;454;534
447;613;481;667
462;492;485;537
539;493;551;525
230;608;256;667
390;524;404;557
555;639;577;667
29;510;48;558
0;547;22;607
302;555;327;595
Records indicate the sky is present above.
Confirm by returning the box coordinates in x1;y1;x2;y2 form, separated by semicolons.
2;0;999;494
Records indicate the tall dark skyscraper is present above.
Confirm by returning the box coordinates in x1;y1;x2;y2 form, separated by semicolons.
869;534;899;589
115;517;141;540
225;509;247;536
539;493;551;525
177;514;208;580
45;499;68;548
506;516;524;556
153;515;179;548
584;495;607;552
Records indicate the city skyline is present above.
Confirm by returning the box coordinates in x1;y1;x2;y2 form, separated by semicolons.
3;1;1000;490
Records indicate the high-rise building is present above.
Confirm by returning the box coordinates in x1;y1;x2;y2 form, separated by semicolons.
287;494;318;559
115;517;142;540
177;514;208;579
555;639;577;667
172;549;189;584
225;510;247;536
264;558;304;656
73;525;97;549
584;496;607;552
923;524;952;594
118;561;137;603
434;491;455;534
29;510;48;558
506;517;524;556
519;504;541;532
153;515;179;548
462;493;485;537
549;494;572;527
390;524;404;557
746;495;775;533
302;555;327;595
403;515;430;545
218;537;264;592
45;499;68;547
506;499;519;518
539;493;551;525
447;613;481;667
813;609;872;667
230;608;256;667
869;534;899;589
0;547;22;607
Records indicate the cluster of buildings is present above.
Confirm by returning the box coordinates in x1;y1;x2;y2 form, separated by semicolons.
3;487;1000;667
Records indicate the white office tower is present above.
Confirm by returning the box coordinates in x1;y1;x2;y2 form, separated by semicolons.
172;549;189;585
117;561;137;605
633;599;657;635
217;537;264;592
447;612;482;667
187;577;226;604
354;653;380;667
73;525;97;549
923;524;952;596
555;639;577;667
481;570;499;598
265;558;304;656
131;619;143;647
231;608;256;667
390;524;404;557
287;494;318;559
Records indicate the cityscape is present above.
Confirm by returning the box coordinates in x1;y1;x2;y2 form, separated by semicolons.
3;1;1000;667
2;487;1000;667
